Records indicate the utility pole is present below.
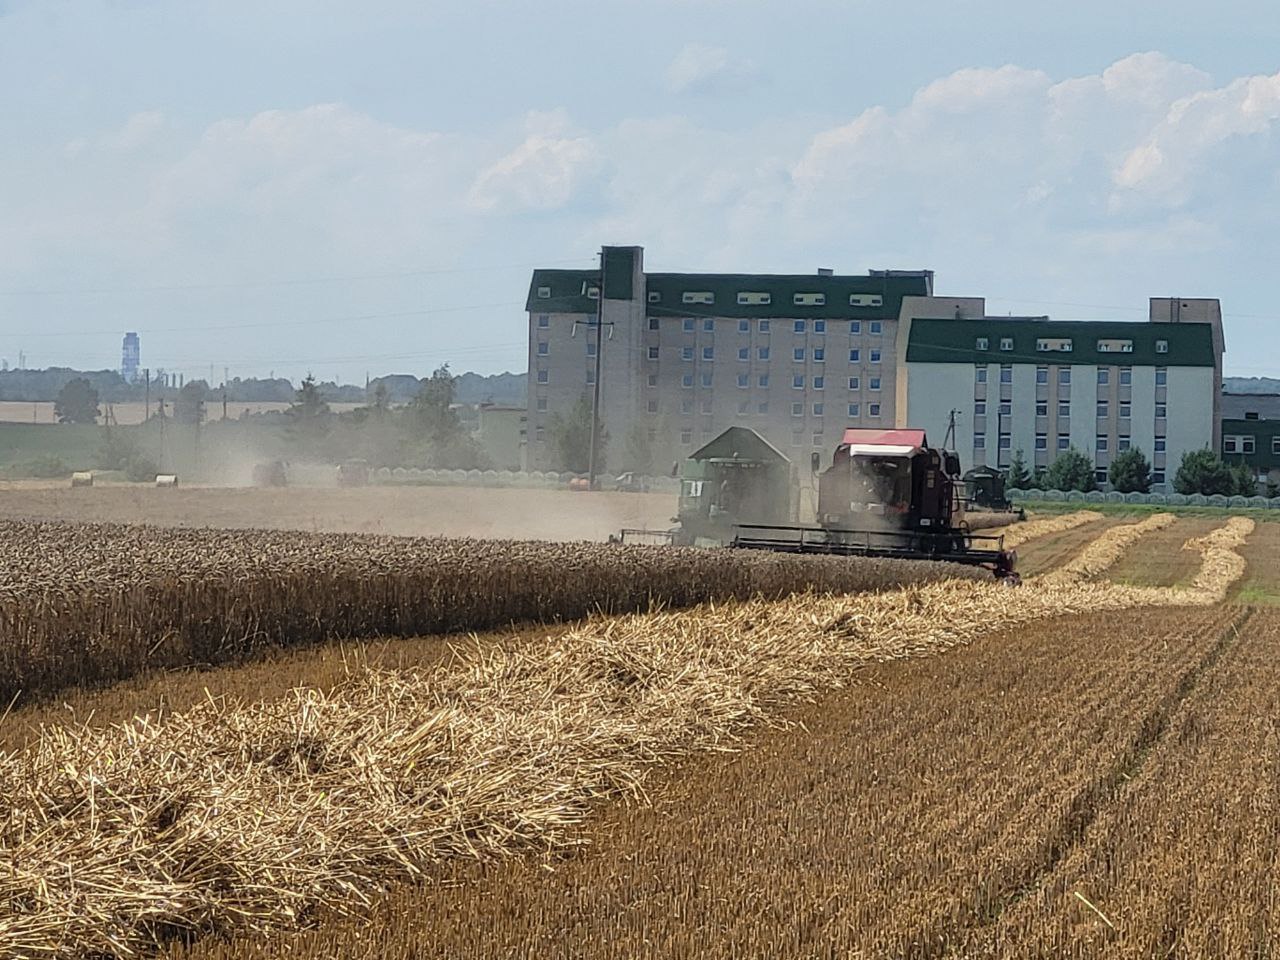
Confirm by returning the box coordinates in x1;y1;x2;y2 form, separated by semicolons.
943;409;959;452
144;369;151;421
587;250;606;488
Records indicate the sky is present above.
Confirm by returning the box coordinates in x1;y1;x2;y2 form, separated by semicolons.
2;0;1279;384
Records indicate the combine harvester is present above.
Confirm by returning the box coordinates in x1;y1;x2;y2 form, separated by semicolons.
621;426;1017;582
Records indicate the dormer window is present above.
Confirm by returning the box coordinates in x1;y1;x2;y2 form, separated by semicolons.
975;337;989;350
794;293;826;306
1155;339;1169;354
682;291;714;305
1036;338;1073;352
537;286;551;299
648;291;661;303
737;291;772;305
999;337;1014;351
849;294;884;307
583;284;600;300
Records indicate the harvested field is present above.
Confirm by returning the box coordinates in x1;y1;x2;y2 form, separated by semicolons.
0;520;982;704
171;606;1240;960
0;483;672;541
0;515;1255;956
1011;514;1131;577
1106;516;1226;587
996;509;1102;548
1037;513;1177;585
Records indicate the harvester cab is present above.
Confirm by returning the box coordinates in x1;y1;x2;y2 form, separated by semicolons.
674;427;794;546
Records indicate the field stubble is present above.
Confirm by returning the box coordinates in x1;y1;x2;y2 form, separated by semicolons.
0;514;1256;957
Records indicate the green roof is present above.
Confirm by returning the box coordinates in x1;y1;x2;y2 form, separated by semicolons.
526;269;931;317
905;318;1215;367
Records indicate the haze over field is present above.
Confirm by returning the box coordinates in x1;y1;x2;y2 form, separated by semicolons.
2;1;1279;383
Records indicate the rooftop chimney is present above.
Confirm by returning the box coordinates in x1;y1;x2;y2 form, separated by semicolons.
817;267;834;276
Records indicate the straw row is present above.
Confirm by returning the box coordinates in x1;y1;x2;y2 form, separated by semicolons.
1000;510;1103;549
1037;513;1177;585
0;517;1253;957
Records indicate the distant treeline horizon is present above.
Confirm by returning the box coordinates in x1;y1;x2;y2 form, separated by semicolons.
0;367;528;407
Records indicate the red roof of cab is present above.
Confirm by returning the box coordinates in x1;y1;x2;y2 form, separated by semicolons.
839;428;927;449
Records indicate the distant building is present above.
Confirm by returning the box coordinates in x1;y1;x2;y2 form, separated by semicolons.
476;404;528;471
121;332;140;382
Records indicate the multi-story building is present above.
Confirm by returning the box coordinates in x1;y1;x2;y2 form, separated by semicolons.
524;246;935;472
121;332;140;383
898;298;1224;492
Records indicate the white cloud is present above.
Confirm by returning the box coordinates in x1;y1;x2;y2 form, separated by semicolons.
664;43;758;95
468;115;599;214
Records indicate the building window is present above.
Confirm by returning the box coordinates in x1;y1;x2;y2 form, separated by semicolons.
1096;436;1108;452
794;320;806;333
1035;402;1048;416
870;377;881;391
535;425;545;442
1059;368;1072;385
737;292;771;306
683;291;714;305
1037;338;1073;352
813;402;824;416
1000;337;1014;351
870;350;882;363
849;349;860;362
585;286;600;300
974;434;986;449
868;403;881;417
815;320;827;334
682;346;694;361
1097;400;1109;417
793;347;805;362
1098;339;1134;354
974;401;987;416
998;435;1012;450
701;398;713;415
850;320;861;335
1035;434;1047;450
758;346;770;360
1097;369;1109;385
737;374;749;388
1036;366;1048;385
1273;437;1280;455
1156;339;1169;354
1057;435;1070;450
683;318;695;332
1119;403;1131;418
794;293;826;306
681;429;693;445
537;342;549;356
1224;435;1257;455
1155;368;1168;386
537;286;551;299
758;374;770;388
1155;438;1166;453
999;365;1012;384
1153;471;1165;484
647;399;659;414
537;314;550;328
1058;401;1071;418
1095;469;1109;484
976;337;989;351
759;319;771;333
738;347;749;361
648;346;660;360
1155;403;1167;418
701;372;713;387
536;370;549;384
737;400;749;415
682;374;694;388
791;430;804;447
1118;436;1131;451
814;348;825;362
703;318;715;332
848;403;860;417
738;319;749;332
869;321;882;335
537;397;548;412
849;294;883;307
998;401;1011;415
792;402;804;417
586;340;596;357
1246;412;1261;420
1120;367;1132;385
976;366;988;383
813;376;825;389
648;317;660;331
703;346;714;361
793;375;804;389
758;401;769;414
647;374;658;387
648;291;661;303
585;369;595;385
848;376;860;390
681;399;694;414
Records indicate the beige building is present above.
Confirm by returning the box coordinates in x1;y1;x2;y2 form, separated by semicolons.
525;246;935;473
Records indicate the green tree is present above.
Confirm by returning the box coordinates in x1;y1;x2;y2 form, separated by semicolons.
286;374;331;444
1173;449;1235;496
406;366;464;447
54;378;100;424
622;420;654;475
549;393;607;474
1006;449;1032;489
1108;448;1152;493
173;381;208;425
95;426;141;471
1228;459;1258;497
1044;447;1097;492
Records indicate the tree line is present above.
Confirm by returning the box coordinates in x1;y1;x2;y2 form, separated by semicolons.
1004;446;1269;497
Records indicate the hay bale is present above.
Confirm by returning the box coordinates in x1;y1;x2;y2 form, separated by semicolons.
69;471;93;488
154;474;179;488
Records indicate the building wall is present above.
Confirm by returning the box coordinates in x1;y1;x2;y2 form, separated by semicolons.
1223;393;1280;420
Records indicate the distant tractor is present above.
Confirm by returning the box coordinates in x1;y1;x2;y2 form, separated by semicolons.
252;461;287;487
962;466;1022;516
338;459;370;487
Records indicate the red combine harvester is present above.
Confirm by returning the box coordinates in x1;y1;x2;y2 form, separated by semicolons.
731;428;1018;581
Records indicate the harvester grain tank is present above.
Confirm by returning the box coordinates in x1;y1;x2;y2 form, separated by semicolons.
673;427;796;545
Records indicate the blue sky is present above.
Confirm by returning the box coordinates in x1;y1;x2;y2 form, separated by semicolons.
2;0;1279;383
